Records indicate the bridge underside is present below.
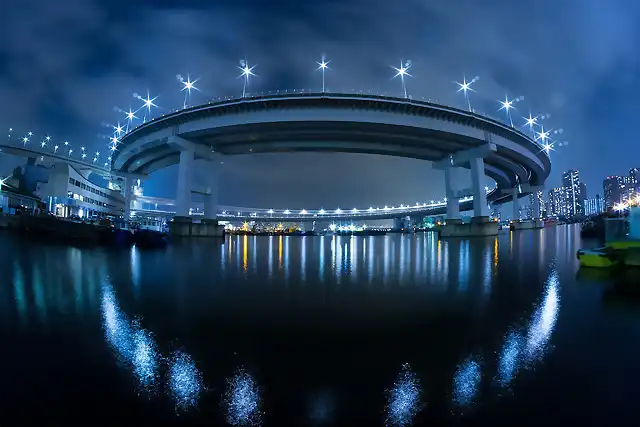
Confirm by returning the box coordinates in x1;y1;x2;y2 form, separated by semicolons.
112;94;551;218
115;122;541;206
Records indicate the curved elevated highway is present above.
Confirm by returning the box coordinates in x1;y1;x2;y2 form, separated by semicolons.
106;92;551;219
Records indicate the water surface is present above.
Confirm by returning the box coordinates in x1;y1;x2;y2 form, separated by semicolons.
1;226;639;426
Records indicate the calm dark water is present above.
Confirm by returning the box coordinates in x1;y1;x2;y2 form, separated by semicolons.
1;226;639;426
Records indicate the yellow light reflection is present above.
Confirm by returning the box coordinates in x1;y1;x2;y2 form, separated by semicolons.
243;234;248;272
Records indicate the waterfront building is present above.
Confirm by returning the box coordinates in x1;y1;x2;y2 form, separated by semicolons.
34;163;125;218
0;179;43;214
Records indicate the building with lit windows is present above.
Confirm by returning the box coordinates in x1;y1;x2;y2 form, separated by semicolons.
526;190;546;219
547;187;570;218
584;195;604;216
562;169;584;218
34;163;125;218
603;176;622;211
0;178;43;214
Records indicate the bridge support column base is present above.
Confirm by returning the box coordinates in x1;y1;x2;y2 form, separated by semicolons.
439;216;498;238
169;216;224;238
510;219;544;231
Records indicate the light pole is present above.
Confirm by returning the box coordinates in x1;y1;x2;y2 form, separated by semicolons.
391;60;412;99
238;59;257;98
456;76;479;111
316;55;330;93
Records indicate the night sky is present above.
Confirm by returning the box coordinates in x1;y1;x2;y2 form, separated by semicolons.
1;0;639;210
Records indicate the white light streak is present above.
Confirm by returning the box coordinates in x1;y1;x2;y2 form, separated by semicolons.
391;60;412;98
178;73;200;108
498;95;516;127
456;76;479;111
316;55;331;93
238;59;257;98
523;112;538;133
134;91;159;122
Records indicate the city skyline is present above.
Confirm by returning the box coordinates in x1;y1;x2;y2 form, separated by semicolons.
1;0;639;208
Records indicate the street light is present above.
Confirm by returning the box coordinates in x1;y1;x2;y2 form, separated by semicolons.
499;95;515;127
316;55;330;93
391;60;412;98
238;59;257;98
456;76;478;111
178;74;199;108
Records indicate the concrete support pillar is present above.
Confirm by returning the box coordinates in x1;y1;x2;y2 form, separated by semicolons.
204;165;219;219
444;167;461;220
469;157;489;217
123;177;133;219
512;191;519;221
393;217;404;230
175;148;194;217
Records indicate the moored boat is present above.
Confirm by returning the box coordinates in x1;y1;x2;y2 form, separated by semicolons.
577;247;619;268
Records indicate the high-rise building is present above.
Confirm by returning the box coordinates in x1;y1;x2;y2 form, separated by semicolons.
603;176;622;211
584;194;604;216
630;168;639;191
548;187;570;218
580;182;587;201
526;190;545;219
562;169;584;217
627;168;639;200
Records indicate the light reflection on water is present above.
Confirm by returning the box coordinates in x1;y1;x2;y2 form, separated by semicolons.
452;356;482;409
385;363;423;427
1;227;604;424
496;329;522;390
101;282;204;408
101;283;160;395
223;367;263;426
525;268;561;363
168;350;204;412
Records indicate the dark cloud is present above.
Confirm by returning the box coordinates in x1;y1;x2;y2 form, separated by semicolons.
1;0;639;208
